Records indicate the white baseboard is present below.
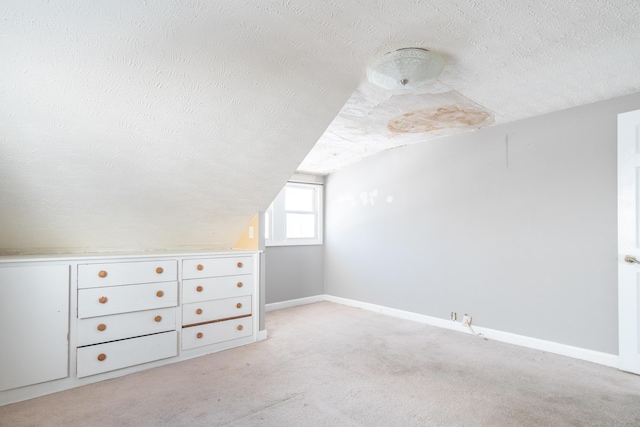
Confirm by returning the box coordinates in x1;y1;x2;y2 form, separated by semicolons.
257;330;268;341
323;295;619;368
265;295;325;312
266;294;618;368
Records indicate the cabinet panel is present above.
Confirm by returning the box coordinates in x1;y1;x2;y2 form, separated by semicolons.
77;307;176;347
78;260;177;289
182;256;253;279
182;296;251;326
77;331;177;378
182;275;253;303
182;317;253;350
78;281;177;318
0;265;69;392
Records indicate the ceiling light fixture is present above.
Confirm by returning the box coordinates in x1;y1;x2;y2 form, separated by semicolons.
366;48;445;90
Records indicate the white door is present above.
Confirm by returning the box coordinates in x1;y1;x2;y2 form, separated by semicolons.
618;109;640;375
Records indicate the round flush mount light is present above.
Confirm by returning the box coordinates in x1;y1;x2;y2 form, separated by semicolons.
366;48;445;90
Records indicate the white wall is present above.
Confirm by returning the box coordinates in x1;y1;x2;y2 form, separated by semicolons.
324;92;640;355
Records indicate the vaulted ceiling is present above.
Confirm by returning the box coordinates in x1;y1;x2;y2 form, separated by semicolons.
1;1;639;253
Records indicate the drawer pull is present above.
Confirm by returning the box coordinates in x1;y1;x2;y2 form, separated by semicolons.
98;270;107;278
156;267;164;274
196;308;203;315
154;315;162;322
237;282;243;288
197;264;204;271
237;262;243;268
197;332;203;339
237;325;243;331
156;290;164;297
97;353;107;361
196;285;203;292
236;303;242;309
98;296;108;304
97;323;107;331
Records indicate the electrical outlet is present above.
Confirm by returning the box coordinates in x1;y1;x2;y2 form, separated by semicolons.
451;312;457;321
463;315;472;327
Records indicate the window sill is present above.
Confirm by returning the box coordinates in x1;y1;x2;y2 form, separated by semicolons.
265;241;323;247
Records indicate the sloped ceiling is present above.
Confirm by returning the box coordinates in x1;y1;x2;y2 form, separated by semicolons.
298;1;640;173
1;1;639;254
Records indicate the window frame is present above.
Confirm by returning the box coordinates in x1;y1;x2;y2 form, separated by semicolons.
265;182;323;247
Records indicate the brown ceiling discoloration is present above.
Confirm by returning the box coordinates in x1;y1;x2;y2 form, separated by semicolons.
387;105;493;135
298;90;498;173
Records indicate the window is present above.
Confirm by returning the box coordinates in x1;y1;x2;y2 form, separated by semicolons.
265;182;323;246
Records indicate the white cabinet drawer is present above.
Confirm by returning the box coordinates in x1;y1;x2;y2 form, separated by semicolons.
182;275;252;303
77;307;176;347
182;317;253;350
78;260;177;289
77;331;177;378
182;296;251;326
78;281;177;318
182;256;253;279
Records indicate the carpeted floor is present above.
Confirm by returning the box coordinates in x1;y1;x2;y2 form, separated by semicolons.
1;301;640;426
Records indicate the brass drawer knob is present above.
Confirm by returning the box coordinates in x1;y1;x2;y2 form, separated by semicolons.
97;323;106;331
236;303;242;309
197;332;203;339
97;353;107;361
196;264;203;271
237;262;243;268
196;285;203;292
98;270;107;278
156;290;164;297
196;308;203;315
237;325;243;331
98;296;108;304
156;267;164;274
154;315;162;322
237;282;243;288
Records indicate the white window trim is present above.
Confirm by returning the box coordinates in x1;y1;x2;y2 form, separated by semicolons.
265;182;323;247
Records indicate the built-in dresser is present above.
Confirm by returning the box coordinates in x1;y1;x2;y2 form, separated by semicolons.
0;251;261;405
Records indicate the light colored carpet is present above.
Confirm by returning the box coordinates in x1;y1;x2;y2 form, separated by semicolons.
1;301;639;426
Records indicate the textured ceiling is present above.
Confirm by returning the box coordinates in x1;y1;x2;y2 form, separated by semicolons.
1;0;640;253
298;0;640;174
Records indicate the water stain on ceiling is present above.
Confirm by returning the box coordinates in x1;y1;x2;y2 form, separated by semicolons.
388;105;493;135
297;88;495;173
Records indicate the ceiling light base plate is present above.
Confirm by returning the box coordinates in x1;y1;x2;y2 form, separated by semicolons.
367;48;445;90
